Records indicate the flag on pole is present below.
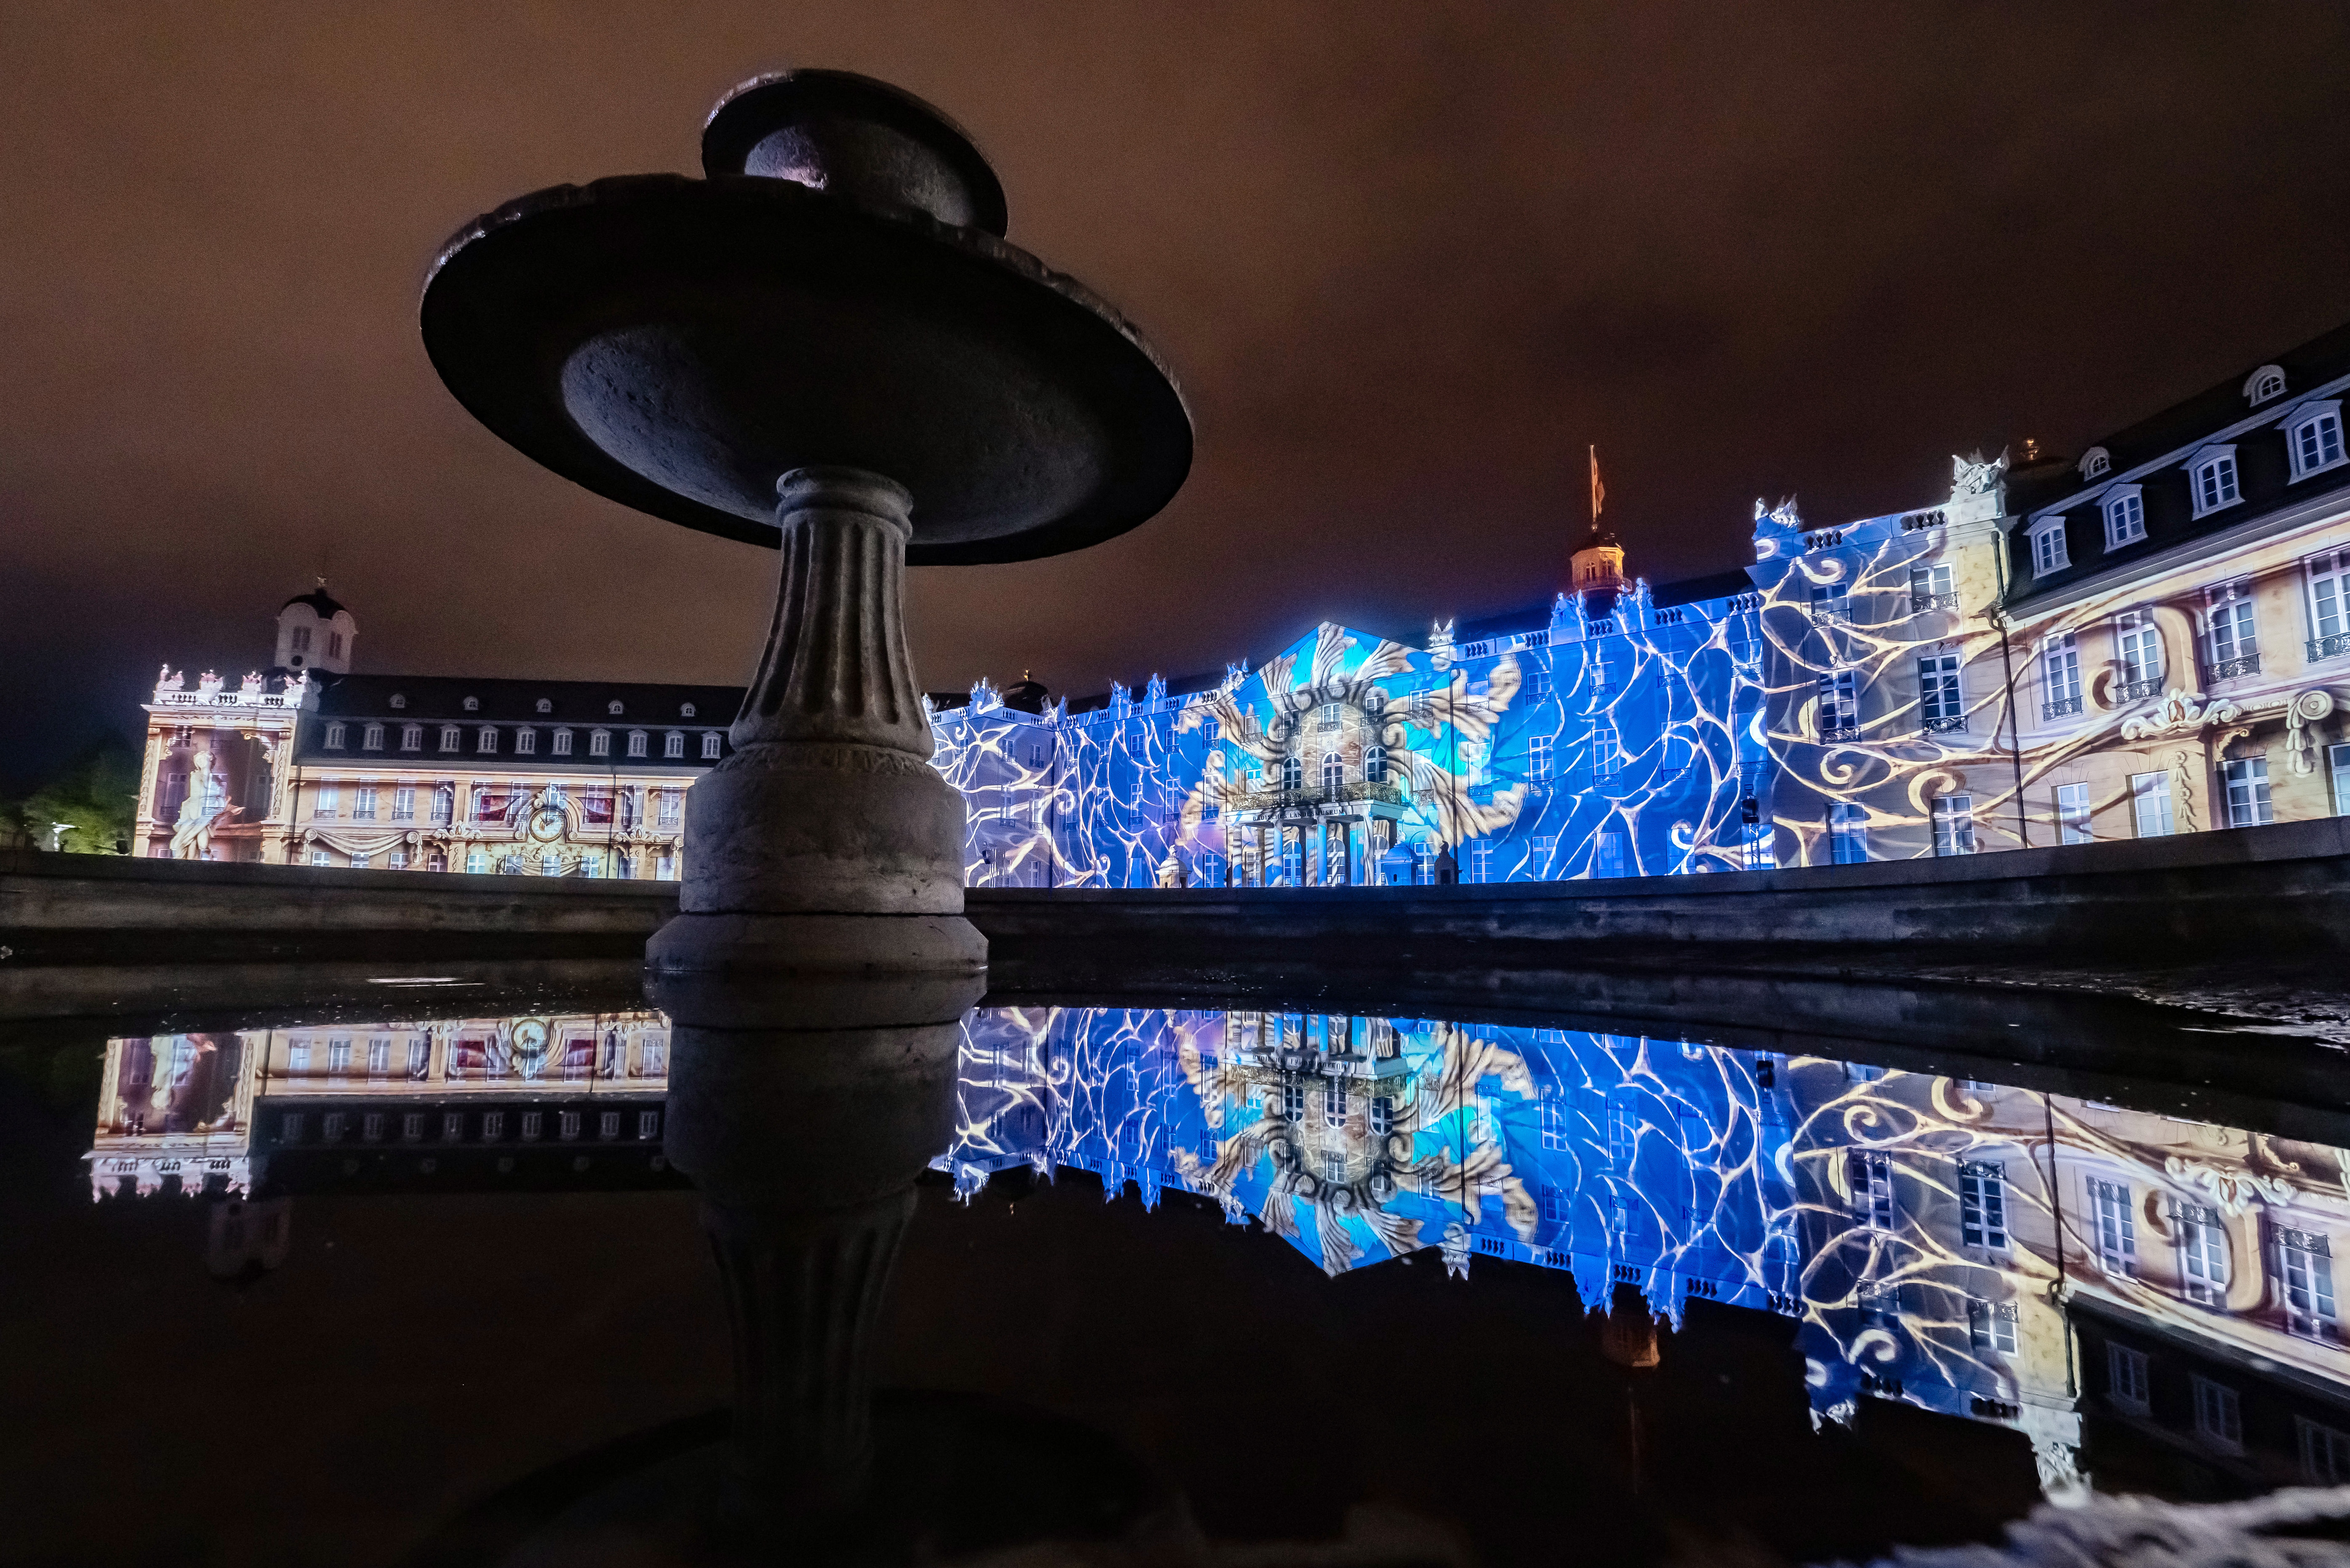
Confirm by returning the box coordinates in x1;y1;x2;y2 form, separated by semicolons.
1589;445;1605;525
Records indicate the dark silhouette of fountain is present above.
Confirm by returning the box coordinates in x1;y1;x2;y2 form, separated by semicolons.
421;69;1192;979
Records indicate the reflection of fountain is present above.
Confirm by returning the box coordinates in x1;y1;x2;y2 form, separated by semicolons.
421;70;1191;977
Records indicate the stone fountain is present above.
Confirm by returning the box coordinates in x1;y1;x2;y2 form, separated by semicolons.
421;69;1192;976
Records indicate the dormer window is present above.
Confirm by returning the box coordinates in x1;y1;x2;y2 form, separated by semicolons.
2288;403;2345;480
477;725;498;754
463;696;480;712
701;731;723;759
535;698;552;714
439;725;461;752
400;723;422;751
362;723;384;751
2103;486;2146;547
323;722;346;749
627;730;649;758
552;728;574;757
2079;447;2111;480
389;694;407;709
2190;447;2241;517
2246;365;2287;405
607;700;624;716
664;731;686;758
2030;517;2070;576
514;728;537;755
327;632;343;659
680;702;697;718
589;729;611;758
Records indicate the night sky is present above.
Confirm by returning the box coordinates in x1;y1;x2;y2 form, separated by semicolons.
5;3;2347;790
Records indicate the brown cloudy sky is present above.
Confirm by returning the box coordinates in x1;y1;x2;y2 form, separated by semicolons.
4;2;2347;787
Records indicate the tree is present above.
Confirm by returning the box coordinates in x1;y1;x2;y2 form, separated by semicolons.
6;736;140;854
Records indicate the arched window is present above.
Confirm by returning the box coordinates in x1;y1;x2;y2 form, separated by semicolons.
680;702;697;718
2246;365;2287;405
1364;744;1386;784
1321;752;1345;793
433;783;454;824
463;696;479;712
2079;447;2110;480
1281;755;1302;792
607;700;624;716
535;698;552;714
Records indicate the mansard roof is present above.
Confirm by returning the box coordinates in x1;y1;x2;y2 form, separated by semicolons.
312;674;744;725
1652;568;1758;608
2007;315;2350;609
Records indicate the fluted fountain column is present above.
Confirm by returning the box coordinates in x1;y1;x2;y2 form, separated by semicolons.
649;467;984;976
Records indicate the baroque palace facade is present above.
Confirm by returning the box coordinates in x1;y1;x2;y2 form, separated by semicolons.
136;315;2350;882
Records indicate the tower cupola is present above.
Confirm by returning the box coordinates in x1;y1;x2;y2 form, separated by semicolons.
1568;524;1626;619
274;582;355;675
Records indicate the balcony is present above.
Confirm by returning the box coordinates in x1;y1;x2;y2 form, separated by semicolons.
1809;604;1852;627
1819;721;1863;743
1229;780;1404;815
2209;653;2262;682
1921;714;1967;735
2310;633;2350;664
2114;676;2163;704
2042;694;2084;723
1909;591;1960;614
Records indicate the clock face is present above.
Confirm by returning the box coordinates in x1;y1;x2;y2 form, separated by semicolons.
529;804;567;842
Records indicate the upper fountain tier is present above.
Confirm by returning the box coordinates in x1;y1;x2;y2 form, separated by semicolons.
421;69;1192;565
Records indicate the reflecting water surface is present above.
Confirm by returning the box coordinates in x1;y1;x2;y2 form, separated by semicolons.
13;973;2350;1565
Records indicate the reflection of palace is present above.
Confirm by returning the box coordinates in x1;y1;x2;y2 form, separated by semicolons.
945;1006;2350;1499
88;1008;672;1200
137;317;2350;880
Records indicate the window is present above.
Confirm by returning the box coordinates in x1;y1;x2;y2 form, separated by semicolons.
402;1112;424;1141
463;696;479;712
2031;519;2069;576
2081;447;2111;480
328;632;344;659
2278;1228;2337;1339
1816;671;1858;739
627;731;648;758
1595;830;1628;878
326;1037;351;1076
1607;1098;1637;1168
432;782;454;824
656;853;676;880
362;723;384;751
2103;486;2146;547
2208;581;2258;675
2224;756;2273;828
1960;1162;2008;1248
1527;735;1553;781
482;1111;505;1140
616;851;637;880
2332;744;2350;817
701;731;722;759
1539;1184;1568;1226
2129;771;2175;837
323;1111;347;1141
291;626;312;654
552;727;574;756
1931;795;1976;856
514;727;536;755
2192;1375;2243;1454
2192;450;2241;516
559;1110;581;1141
521;1112;542;1142
2309;549;2350;659
1365;743;1387;783
1280;1080;1305;1122
664;731;685;758
366;1036;389;1077
392;785;415;821
2304;1419;2350;1485
599;1111;621;1140
2291;408;2346;478
1968;1299;2018;1355
2043;632;2083;720
385;849;406;870
389;694;406;709
1321;1082;1348;1128
1910;562;1956;611
439;724;461;752
2054;782;2092;845
1591;724;1621;780
1828;801;1869;864
1369;1095;1394;1136
1918;654;1963;731
288;1040;311;1075
400;723;422;751
2108;1344;2150;1415
607;700;624;716
2118;613;2164;695
641;1037;667;1077
1810;581;1851;623
477;725;497;754
1540;1096;1570;1152
323;722;346;749
1316;702;1342;731
680;702;698;718
589;728;611;757
354;785;378;821
349;851;371;870
2091;1179;2136;1277
309;849;331;865
2247;365;2287;405
639;1110;662;1138
316;784;339;819
465;848;488;874
1849;1150;1895;1229
406;1036;429;1078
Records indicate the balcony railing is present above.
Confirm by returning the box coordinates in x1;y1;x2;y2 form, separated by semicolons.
1809;603;1851;626
2209;653;2262;682
1229;780;1404;814
1819;721;1863;743
1921;714;1967;735
2310;633;2350;664
1909;591;1960;614
2042;693;2084;722
2114;676;2163;704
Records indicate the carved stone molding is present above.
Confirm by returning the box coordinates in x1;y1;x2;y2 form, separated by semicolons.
2120;687;2243;742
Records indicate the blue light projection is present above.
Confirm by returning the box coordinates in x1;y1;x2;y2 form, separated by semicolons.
929;579;1774;888
936;1004;2099;1472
